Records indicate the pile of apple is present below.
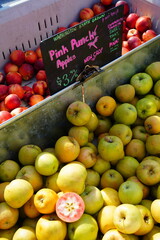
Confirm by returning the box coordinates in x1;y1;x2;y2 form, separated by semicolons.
0;0;158;124
0;60;160;239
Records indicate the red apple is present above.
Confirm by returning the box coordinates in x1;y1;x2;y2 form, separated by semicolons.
0;72;5;84
0;101;10;111
122;40;129;49
135;16;152;33
35;46;42;58
6;72;22;85
3;62;18;74
35;70;47;81
126;13;139;29
11;107;28;117
55;27;67;33
79;8;94;20
19;63;34;80
0;111;12;124
10;49;25;66
126;28;140;39
142;29;157;42
127;36;142;50
69;22;80;27
22;86;34;102
34;58;45;71
25;50;38;64
100;0;113;6
29;94;44;106
0;85;9;101
4;94;21;110
8;84;24;99
32;81;48;96
92;3;106;15
115;1;130;17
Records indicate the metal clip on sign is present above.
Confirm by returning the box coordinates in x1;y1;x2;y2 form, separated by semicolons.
74;65;103;102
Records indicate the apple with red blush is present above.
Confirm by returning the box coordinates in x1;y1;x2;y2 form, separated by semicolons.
126;13;139;29
92;2;106;15
126;28;140;39
0;101;10;111
22;86;34;102
69;22;80;27
0;72;5;84
10;49;25;66
34;58;45;71
127;36;142;50
4;93;21;110
0;85;9;101
8;84;24;99
79;8;94;20
122;40;129;49
6;72;22;85
29;94;44;106
115;0;130;17
135;16;152;33
0;110;12;124
32;80;48;96
122;47;130;55
25;50;37;64
3;62;18;74
101;0;113;6
36;70;47;81
19;63;34;80
142;29;157;42
11;107;28;117
55;27;67;33
35;46;42;58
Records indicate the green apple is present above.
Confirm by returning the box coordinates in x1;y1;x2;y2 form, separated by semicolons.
98;135;124;162
35;152;59;176
57;161;87;194
109;123;132;145
113;103;137;125
145;94;160;111
145;61;160;82
116;156;139;179
66;101;92;126
136;159;160;185
0;160;20;182
140;199;152;211
102;229;138;240
113;203;142;234
68;213;98;240
85;169;100;187
84;111;99;132
136;97;157;119
118;180;143;204
130;72;153;95
68;126;89;146
81;185;104;215
18;144;42;165
92;154;111;175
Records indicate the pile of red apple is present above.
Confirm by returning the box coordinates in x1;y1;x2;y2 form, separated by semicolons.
0;0;157;124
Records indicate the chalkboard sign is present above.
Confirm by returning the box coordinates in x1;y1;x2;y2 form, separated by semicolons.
40;5;124;95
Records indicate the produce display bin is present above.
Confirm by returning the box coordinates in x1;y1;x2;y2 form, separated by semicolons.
0;0;160;161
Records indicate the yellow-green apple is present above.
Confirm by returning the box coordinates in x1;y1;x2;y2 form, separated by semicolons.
84;111;99;132
113;203;142;234
140;199;152;211
54;136;80;163
145;61;160;82
16;165;43;192
92;154;111;175
94;115;112;136
84;142;97;154
131;125;150;142
142;225;160;240
146;135;160;155
35;152;59;176
109;123;132;145
118;180;143;204
145;94;160;111
127;176;150;199
151;199;160;223
66;101;92;126
18;144;42;165
98;135;124;162
116;156;139;179
136;159;160;185
57;161;87;194
35;213;67;240
125;138;146;161
45;172;60;193
77;146;97;168
154;79;160;97
101;187;121;206
80;185;104;215
97;205;116;234
102;229;139;240
100;169;124;190
130;72;153;95
68;213;98;240
113;103;137;125
85;169;100;187
68;126;89;146
0;160;20;182
0;224;18;239
12;226;36;240
114;83;135;103
134;205;154;235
